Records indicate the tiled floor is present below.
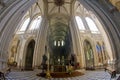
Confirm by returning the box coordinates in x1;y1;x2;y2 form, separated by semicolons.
5;70;119;80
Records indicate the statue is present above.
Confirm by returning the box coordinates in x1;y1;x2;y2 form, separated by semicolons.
41;54;47;73
37;54;48;77
37;46;50;77
70;53;77;67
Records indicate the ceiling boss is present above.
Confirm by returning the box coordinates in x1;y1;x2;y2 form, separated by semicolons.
54;0;65;6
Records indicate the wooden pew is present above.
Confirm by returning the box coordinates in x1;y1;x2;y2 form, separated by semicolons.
105;66;116;78
0;67;11;80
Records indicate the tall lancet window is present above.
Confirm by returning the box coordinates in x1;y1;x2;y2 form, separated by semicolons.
19;18;30;31
29;16;42;30
75;16;85;31
58;41;60;47
61;40;64;46
54;40;57;46
85;17;99;33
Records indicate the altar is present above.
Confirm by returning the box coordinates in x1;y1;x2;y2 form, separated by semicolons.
51;65;66;72
49;56;69;72
39;53;80;78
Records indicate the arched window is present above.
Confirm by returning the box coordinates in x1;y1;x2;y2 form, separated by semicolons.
61;40;64;46
58;41;60;47
75;16;85;31
54;40;56;46
19;18;30;31
29;16;42;30
85;17;99;33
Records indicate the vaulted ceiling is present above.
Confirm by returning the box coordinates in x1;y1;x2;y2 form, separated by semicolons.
47;0;73;16
49;22;68;41
46;0;74;44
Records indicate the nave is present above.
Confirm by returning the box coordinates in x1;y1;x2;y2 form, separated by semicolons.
1;0;120;80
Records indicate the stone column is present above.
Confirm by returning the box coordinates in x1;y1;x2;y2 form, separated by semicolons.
69;18;83;68
33;17;49;68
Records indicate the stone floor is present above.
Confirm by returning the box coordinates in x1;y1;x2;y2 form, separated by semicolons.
4;70;120;80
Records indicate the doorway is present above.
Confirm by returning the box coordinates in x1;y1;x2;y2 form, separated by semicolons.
25;40;35;70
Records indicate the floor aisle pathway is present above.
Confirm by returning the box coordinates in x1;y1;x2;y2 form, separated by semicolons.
5;70;120;80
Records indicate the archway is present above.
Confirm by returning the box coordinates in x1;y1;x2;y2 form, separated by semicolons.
84;40;94;70
25;40;35;70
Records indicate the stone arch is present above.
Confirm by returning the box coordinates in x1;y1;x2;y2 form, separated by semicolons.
83;39;95;70
24;39;35;70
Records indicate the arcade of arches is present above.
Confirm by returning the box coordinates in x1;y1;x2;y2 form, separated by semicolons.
0;0;120;79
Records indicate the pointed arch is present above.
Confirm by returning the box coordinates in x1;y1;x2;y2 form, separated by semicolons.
83;40;94;70
25;39;35;70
